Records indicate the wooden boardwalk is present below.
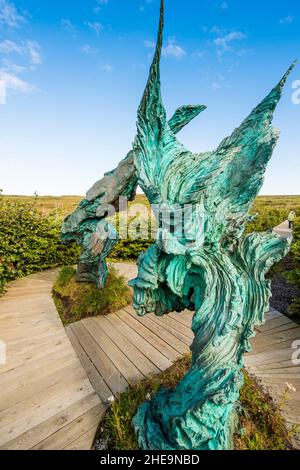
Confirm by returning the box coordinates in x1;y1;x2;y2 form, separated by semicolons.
0;271;104;450
1;261;299;450
68;262;300;448
67;303;300;448
273;220;292;239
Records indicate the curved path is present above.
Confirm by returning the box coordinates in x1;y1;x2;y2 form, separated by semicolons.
0;270;104;450
273;220;292;239
0;258;299;449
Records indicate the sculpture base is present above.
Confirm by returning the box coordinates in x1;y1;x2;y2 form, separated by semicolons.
132;381;240;451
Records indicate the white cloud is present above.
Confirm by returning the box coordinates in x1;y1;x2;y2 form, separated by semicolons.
0;39;42;65
61;19;75;33
94;0;108;15
0;39;22;53
0;70;34;94
0;38;42;97
100;63;113;72
214;31;247;53
194;50;207;59
280;15;294;25
86;21;103;35
80;44;97;54
163;40;186;59
144;38;186;59
0;0;25;28
26;40;42;65
144;39;155;49
219;1;228;9
1;58;26;73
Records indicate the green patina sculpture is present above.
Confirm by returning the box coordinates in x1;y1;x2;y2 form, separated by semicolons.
62;106;205;286
62;0;295;450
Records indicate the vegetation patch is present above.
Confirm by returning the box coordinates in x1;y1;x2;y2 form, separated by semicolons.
52;266;132;325
0;198;79;295
96;355;294;451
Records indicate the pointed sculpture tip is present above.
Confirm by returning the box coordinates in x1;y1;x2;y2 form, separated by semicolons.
277;60;297;89
159;0;164;35
154;0;164;58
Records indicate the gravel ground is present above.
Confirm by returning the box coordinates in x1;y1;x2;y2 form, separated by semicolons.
269;254;300;321
270;275;300;317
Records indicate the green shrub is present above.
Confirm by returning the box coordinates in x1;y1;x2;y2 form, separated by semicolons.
110;239;154;261
0;198;79;294
52;266;132;325
246;208;289;234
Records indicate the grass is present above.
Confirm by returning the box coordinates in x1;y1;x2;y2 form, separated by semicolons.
2;195;83;217
253;195;300;213
96;354;294;451
52;265;132;325
3;194;300;217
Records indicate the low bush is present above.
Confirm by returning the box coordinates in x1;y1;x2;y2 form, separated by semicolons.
52;265;132;325
0;198;79;294
246;208;289;233
109;239;153;261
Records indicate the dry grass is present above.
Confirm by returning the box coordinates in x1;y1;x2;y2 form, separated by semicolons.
4;194;300;218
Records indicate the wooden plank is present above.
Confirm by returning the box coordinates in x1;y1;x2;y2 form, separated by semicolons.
115;309;180;362
250;359;297;371
0;355;79;409
255;369;300;379
265;309;283;320
255;315;294;333
152;313;194;339
149;314;193;345
2;393;101;450
0;270;105;451
83;318;144;384
69;322;128;396
260;322;300;336
0;346;75;387
32;404;104;450
109;311;173;371
252;330;300;353
125;306;190;355
0;373;93;447
244;348;293;367
253;326;300;344
3;328;65;354
94;316;160;377
168;311;193;328
66;326;113;402
0;342;71;376
0;363;88;423
64;425;99;450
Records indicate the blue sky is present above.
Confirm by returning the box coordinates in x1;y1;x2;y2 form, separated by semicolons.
0;0;299;196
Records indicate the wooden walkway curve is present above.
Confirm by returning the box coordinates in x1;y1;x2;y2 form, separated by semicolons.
0;259;299;450
0;271;104;450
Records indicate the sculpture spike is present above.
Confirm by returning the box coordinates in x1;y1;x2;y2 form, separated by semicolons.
234;61;297;134
138;0;165;123
276;60;297;89
168;105;207;134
